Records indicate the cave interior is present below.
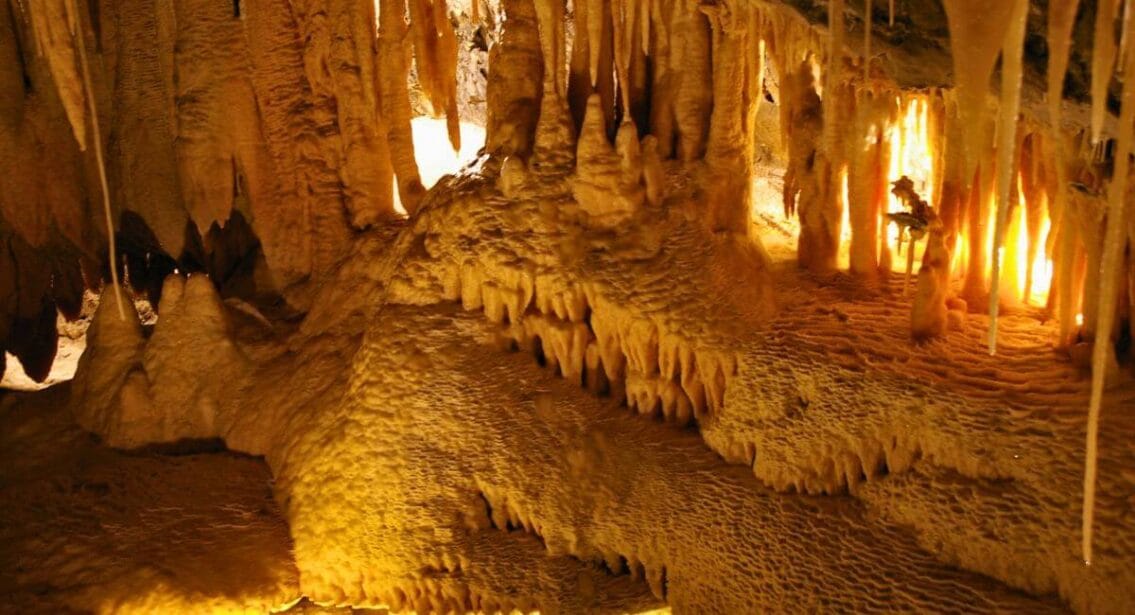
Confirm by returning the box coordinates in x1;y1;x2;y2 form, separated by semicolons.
2;0;1135;613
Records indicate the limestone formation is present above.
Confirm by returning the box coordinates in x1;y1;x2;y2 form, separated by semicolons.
2;1;1135;614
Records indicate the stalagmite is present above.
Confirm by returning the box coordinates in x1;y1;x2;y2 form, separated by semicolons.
846;93;891;278
785;61;838;272
912;226;951;340
961;150;995;308
1019;135;1046;302
379;0;426;212
642;135;663;206
1091;0;1122;143
1084;9;1135;567
986;0;1029;355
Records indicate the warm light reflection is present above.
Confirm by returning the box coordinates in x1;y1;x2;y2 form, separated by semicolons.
881;96;933;266
949;174;1054;307
837;164;851;269
809;54;824;98
395;117;486;214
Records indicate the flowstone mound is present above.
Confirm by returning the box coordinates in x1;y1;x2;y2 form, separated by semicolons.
277;303;1059;612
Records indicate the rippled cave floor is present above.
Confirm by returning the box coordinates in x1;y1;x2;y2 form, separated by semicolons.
0;302;1077;613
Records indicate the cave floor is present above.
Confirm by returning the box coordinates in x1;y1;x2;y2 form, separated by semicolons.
0;300;1070;613
0;387;299;613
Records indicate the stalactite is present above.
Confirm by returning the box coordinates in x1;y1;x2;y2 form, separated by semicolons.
379;0;426;212
613;0;632;116
648;0;675;157
568;0;591;132
1019;133;1046;303
531;0;576;170
670;0;711;161
1049;0;1082;345
987;0;1029;355
941;0;1013;188
823;0;844;159
71;0;125;320
408;0;461;152
627;1;649;132
27;0;87;150
639;0;651;57
317;0;400;227
961;156;994;307
485;0;544;161
1084;12;1135;565
534;0;566;97
702;2;756;234
409;0;442;107
435;0;462;151
598;0;617;134
1091;0;1122;144
588;0;604;86
863;0;872;81
847;93;890;278
889;0;894;27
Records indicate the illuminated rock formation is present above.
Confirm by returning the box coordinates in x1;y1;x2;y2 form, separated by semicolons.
2;1;1135;614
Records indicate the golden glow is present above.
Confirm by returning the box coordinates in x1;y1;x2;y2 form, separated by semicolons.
887;97;934;213
881;96;934;267
837;164;851;269
394;118;486;215
809;55;824;98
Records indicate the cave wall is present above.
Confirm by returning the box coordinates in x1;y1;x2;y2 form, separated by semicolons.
0;0;417;378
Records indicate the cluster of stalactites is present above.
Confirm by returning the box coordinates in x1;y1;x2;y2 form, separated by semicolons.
484;0;771;235
784;0;1134;576
1;0;475;381
939;0;1135;572
783;0;1133;355
945;0;1135;570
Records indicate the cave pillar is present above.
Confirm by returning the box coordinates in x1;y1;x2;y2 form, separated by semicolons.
702;2;761;235
485;0;543;159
